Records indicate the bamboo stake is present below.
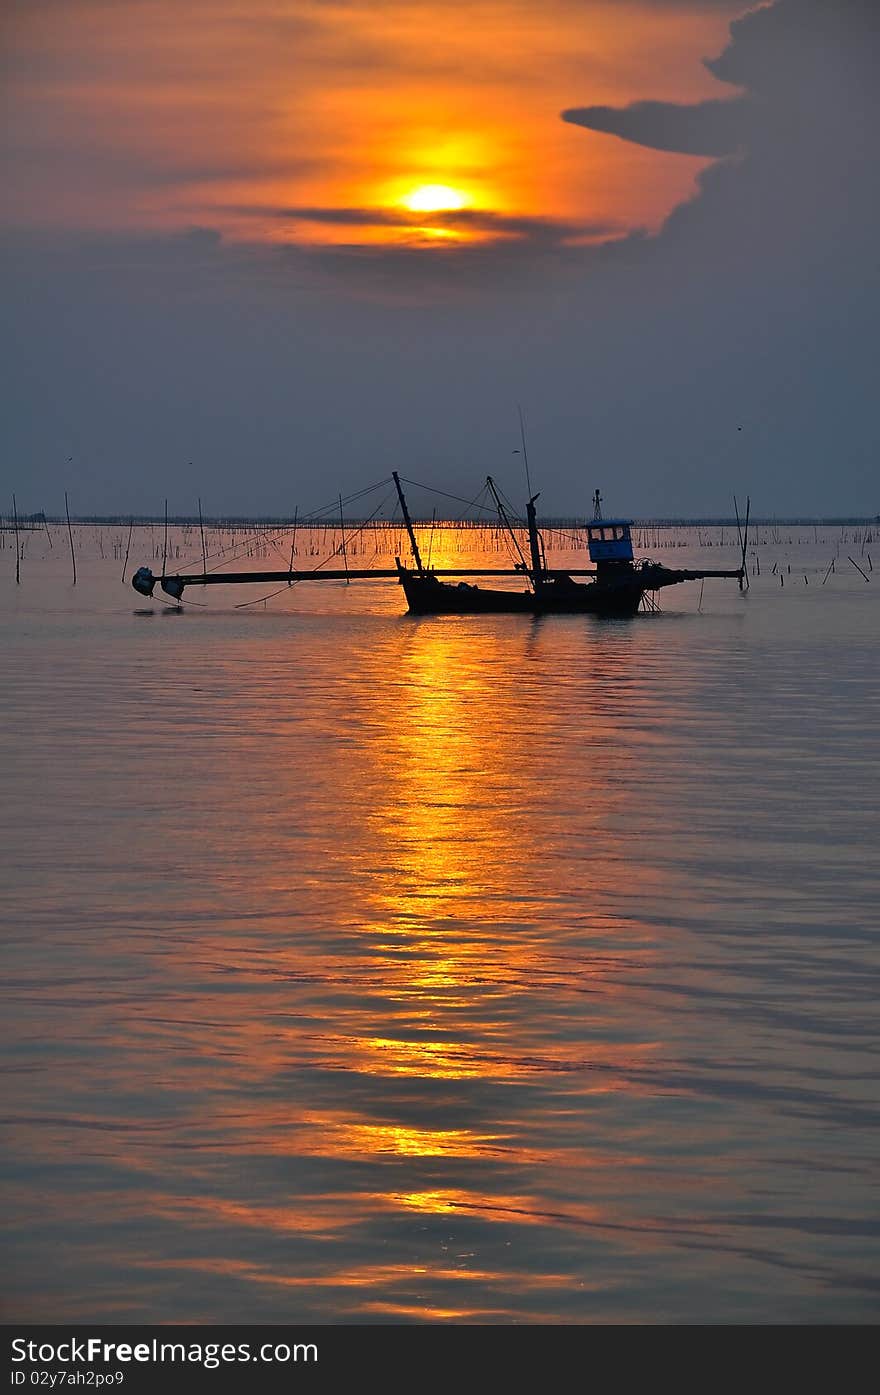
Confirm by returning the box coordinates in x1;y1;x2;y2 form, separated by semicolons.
12;493;20;584
848;555;870;583
288;505;298;583
64;490;77;584
198;497;207;581
122;517;134;583
339;494;349;583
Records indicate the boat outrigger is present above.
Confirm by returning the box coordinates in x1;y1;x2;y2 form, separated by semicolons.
131;474;747;616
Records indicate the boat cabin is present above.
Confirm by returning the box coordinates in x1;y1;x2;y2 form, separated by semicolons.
585;520;634;568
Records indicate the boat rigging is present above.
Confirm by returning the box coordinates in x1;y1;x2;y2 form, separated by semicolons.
130;474;747;616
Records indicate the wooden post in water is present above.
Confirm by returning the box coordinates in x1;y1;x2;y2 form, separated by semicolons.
848;555;870;583
288;505;298;583
742;496;750;590
64;490;77;584
162;499;168;578
734;494;750;591
733;495;742;552
198;497;207;582
12;493;20;584
122;517;134;583
338;494;349;583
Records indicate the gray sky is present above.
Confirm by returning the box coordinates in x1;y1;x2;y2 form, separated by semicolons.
2;0;877;517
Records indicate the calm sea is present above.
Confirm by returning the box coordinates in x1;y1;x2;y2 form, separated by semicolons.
2;520;878;1323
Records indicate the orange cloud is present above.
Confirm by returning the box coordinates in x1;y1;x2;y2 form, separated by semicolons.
3;1;743;246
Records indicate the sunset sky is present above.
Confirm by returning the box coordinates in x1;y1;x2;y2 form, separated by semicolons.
4;1;740;244
2;0;876;514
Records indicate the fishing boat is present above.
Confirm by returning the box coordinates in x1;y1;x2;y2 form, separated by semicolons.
131;475;747;614
397;486;746;616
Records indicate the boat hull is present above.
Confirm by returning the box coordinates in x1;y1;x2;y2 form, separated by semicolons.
400;574;535;614
396;562;741;617
399;572;646;617
538;579;644;617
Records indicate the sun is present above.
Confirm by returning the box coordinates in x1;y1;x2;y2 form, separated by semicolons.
401;184;468;214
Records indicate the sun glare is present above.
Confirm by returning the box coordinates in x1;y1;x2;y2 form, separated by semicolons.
401;184;468;213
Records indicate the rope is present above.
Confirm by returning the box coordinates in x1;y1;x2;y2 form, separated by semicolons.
397;476;505;517
173;476;393;575
233;491;395;609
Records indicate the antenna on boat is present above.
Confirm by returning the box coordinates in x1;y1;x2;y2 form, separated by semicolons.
592;489;603;522
392;470;425;576
517;404;533;498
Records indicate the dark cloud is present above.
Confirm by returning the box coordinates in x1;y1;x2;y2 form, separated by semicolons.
705;0;880;90
563;0;878;164
553;0;879;305
562;97;747;156
226;203;619;246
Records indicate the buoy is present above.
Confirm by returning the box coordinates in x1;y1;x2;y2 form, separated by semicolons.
132;566;156;597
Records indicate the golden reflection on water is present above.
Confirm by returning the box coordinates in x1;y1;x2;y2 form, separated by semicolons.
271;618;657;1315
182;615;663;1317
365;624;543;986
5;530;879;1323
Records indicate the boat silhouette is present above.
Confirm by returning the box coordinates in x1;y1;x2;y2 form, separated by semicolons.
131;474;746;614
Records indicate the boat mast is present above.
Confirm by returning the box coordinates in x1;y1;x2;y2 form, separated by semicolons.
392;471;425;576
526;493;544;596
486;475;529;577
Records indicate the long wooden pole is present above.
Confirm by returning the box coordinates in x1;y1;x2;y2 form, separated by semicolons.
288;505;298;584
198;497;207;581
741;495;750;590
733;494;743;558
426;507;437;571
338;494;349;583
12;493;20;584
848;554;870;583
64;490;76;584
122;517;134;582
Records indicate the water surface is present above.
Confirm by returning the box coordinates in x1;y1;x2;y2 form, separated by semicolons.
2;523;878;1322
